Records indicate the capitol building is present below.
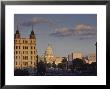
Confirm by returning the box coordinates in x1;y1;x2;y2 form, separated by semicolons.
44;44;62;65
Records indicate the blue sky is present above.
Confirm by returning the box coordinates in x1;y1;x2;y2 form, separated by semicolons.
14;14;97;57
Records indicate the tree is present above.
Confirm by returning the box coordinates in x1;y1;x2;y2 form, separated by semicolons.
47;63;52;68
61;57;67;69
14;69;29;76
37;60;46;75
52;61;56;68
57;63;63;69
72;58;84;71
62;57;67;63
90;62;97;75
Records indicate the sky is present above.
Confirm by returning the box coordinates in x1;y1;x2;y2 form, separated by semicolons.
14;14;97;57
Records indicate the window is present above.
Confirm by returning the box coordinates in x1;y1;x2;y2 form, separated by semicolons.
16;51;18;54
16;46;18;49
31;46;32;49
25;40;28;43
31;51;33;54
24;46;28;49
19;46;20;49
25;56;27;60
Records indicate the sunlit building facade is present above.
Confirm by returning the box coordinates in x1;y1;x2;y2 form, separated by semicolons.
14;27;37;69
88;53;96;64
72;51;83;60
44;44;55;64
44;44;62;64
55;57;62;65
68;51;83;61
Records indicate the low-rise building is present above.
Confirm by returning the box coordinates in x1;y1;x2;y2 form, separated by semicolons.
88;53;96;64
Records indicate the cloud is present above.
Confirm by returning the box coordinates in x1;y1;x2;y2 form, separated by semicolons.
21;17;57;27
75;24;96;34
50;27;74;37
50;24;96;39
75;24;93;30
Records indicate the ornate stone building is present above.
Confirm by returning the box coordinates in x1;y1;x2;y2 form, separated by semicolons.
44;44;62;65
14;26;37;69
44;44;55;64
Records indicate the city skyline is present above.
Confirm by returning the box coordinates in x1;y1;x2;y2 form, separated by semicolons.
14;14;97;57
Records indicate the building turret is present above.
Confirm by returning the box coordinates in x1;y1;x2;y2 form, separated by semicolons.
14;25;20;39
30;25;35;39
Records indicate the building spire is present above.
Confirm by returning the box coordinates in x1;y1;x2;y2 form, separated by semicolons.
15;24;20;38
16;24;20;34
30;25;35;39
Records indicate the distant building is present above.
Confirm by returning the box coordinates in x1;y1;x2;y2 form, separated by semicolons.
82;56;89;64
14;26;37;69
88;53;96;64
72;51;83;60
55;57;62;65
68;53;73;61
44;44;62;64
68;51;83;61
44;44;55;64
